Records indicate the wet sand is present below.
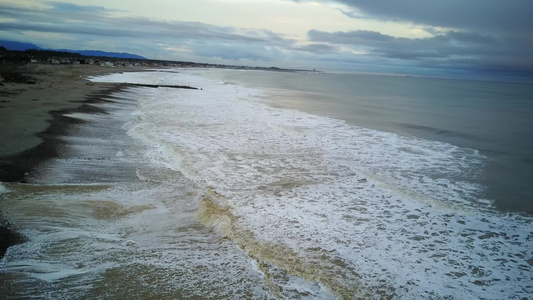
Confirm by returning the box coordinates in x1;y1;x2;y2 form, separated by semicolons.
0;63;150;157
0;63;152;182
0;63;150;264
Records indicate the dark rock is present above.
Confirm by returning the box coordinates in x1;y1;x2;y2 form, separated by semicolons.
0;223;24;258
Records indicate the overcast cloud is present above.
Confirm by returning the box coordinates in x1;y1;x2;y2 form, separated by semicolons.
1;0;532;81
333;0;533;35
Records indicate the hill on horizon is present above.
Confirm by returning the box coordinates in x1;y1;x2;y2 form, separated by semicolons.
0;40;146;60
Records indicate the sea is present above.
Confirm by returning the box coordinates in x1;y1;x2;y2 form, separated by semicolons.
0;69;532;299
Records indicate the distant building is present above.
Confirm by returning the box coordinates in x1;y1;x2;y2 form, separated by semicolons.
101;61;114;67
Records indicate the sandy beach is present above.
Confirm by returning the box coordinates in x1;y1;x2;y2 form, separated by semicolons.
0;63;151;182
0;63;150;157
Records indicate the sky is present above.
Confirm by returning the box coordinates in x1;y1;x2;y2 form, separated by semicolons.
1;0;532;81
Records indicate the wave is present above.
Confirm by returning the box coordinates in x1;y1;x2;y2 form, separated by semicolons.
397;123;482;141
196;185;389;299
81;70;533;299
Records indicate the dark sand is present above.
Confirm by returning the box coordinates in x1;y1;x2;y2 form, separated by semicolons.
0;63;196;183
0;63;157;183
0;63;150;157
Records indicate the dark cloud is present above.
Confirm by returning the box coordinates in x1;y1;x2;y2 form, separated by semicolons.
309;30;392;45
330;0;533;35
309;29;530;60
308;29;533;79
284;0;533;79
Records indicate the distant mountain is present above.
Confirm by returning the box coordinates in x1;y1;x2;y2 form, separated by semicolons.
54;49;146;59
0;40;146;59
0;40;42;51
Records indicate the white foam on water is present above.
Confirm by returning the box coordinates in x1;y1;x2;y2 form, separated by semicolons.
6;261;88;282
4;70;530;299
91;70;533;299
0;77;325;299
0;182;8;194
63;112;98;121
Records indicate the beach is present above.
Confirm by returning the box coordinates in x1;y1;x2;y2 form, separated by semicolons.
0;62;150;296
0;63;152;157
0;64;199;184
0;67;531;299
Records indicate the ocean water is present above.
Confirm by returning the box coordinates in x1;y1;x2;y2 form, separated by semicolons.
195;70;533;214
0;70;532;299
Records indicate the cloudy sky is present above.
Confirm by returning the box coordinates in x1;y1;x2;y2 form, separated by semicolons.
1;0;532;81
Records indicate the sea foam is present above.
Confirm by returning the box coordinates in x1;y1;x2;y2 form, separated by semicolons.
88;70;533;299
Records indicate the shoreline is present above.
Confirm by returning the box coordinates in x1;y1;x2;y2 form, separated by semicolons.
0;84;129;183
0;63;150;261
0;63;151;157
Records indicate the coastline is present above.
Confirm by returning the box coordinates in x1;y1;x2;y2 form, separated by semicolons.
0;63;150;158
0;84;129;183
0;63;150;260
0;66;531;298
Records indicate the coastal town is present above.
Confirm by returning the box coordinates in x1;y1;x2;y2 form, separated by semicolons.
0;47;309;72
